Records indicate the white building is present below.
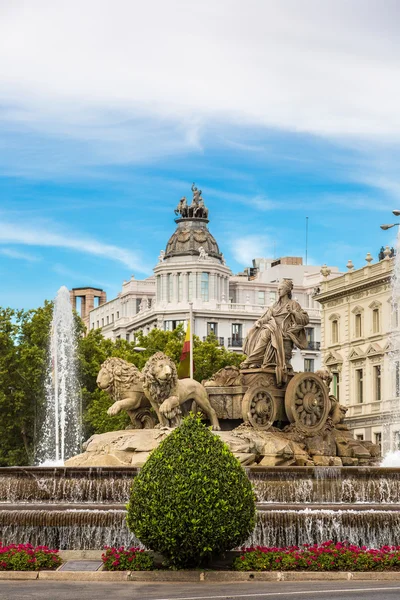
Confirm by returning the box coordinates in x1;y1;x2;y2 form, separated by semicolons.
89;187;340;373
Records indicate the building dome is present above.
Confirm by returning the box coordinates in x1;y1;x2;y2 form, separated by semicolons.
164;184;223;262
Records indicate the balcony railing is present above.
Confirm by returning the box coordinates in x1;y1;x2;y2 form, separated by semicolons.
307;341;321;351
203;336;225;346
228;337;243;348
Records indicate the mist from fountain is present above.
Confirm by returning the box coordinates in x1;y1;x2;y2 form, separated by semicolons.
35;286;81;465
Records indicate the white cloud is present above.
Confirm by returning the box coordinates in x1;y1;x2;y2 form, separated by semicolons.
230;235;273;266
0;218;148;273
1;1;400;157
0;247;40;262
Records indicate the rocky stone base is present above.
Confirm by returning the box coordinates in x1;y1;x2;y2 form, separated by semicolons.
65;423;380;467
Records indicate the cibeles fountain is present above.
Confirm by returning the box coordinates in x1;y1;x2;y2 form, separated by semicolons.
0;189;399;551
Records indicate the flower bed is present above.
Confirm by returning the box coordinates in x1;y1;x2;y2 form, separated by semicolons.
102;547;154;571
0;543;62;571
233;542;400;571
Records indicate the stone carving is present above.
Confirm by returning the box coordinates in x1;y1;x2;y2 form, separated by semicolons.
141;352;220;430
315;367;347;425
158;250;165;263
97;358;157;429
198;246;209;261
139;297;148;312
241;279;309;385
174;197;188;218
203;366;244;387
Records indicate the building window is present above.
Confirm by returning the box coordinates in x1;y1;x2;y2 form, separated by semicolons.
91;323;94;329
188;273;193;301
269;291;276;304
258;291;265;306
207;322;218;337
332;320;339;344
164;320;185;332
136;298;141;312
116;311;120;319
97;320;99;328
396;361;400;397
306;328;314;343
177;273;183;302
374;365;382;401
355;313;362;338
372;308;380;333
355;433;364;441
106;316;109;325
201;272;209;302
126;333;130;341
111;314;114;322
232;323;242;342
101;318;104;326
332;372;340;401
374;432;382;448
304;358;314;372
356;369;363;403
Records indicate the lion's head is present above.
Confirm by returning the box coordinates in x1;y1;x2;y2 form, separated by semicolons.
142;352;178;404
97;357;143;401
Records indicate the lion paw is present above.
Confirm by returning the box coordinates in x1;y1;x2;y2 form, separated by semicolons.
107;403;120;416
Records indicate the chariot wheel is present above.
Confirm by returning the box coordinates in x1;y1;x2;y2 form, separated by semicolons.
242;385;278;431
285;373;330;434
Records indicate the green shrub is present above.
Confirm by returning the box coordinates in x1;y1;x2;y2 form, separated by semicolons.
126;414;256;568
102;547;154;571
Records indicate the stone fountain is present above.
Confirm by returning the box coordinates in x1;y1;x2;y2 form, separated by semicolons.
0;278;394;550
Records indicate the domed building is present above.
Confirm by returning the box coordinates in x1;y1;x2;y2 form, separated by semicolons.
88;185;338;372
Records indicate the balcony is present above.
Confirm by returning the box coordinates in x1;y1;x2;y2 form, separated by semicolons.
203;336;225;346
228;337;243;348
306;341;321;351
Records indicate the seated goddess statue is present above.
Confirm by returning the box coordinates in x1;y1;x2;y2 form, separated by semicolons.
240;279;309;385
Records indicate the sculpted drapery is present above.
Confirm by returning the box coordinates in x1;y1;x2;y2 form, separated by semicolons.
241;280;309;385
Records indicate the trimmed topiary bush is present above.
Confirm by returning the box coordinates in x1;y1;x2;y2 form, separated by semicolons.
126;414;256;568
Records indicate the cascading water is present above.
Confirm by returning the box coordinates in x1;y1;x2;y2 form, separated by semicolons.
36;286;81;465
382;230;400;463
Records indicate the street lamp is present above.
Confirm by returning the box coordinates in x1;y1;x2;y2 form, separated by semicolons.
380;224;400;230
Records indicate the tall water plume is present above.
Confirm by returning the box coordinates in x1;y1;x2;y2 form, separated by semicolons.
36;286;81;465
383;230;400;460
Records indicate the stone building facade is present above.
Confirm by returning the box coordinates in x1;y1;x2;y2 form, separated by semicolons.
88;186;340;373
315;254;396;448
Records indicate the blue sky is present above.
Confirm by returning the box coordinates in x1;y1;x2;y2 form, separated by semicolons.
1;0;400;309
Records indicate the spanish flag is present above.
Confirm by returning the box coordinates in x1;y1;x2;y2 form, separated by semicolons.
177;322;191;379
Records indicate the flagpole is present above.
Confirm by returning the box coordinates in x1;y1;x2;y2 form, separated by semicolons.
189;302;194;379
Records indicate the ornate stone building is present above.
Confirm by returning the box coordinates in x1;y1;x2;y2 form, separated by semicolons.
89;185;340;373
315;252;395;447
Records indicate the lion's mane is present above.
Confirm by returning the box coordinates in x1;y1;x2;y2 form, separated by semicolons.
98;357;143;401
142;352;178;405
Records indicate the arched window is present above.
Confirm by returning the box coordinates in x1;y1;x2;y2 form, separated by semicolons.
352;306;364;338
329;313;340;344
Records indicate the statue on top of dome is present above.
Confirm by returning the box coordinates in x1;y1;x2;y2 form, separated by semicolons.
174;184;209;219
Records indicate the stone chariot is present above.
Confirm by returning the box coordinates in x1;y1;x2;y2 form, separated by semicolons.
205;367;331;435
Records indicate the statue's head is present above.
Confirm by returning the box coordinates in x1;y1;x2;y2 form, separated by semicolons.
278;279;293;299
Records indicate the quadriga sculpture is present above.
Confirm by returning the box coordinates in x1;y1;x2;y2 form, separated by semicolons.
142;352;220;430
96;357;156;429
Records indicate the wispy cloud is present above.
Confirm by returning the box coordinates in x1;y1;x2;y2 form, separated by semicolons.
0;247;40;262
229;234;274;266
52;263;115;290
0;217;149;273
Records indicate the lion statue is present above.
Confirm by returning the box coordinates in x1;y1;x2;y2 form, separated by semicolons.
97;357;156;429
142;352;221;430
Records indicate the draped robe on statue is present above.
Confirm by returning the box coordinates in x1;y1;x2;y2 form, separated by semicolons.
243;299;309;385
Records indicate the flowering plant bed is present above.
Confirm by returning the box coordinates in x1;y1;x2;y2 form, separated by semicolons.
233;542;400;571
102;547;154;571
0;543;62;571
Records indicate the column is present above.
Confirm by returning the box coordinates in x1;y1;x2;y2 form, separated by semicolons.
197;272;202;301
